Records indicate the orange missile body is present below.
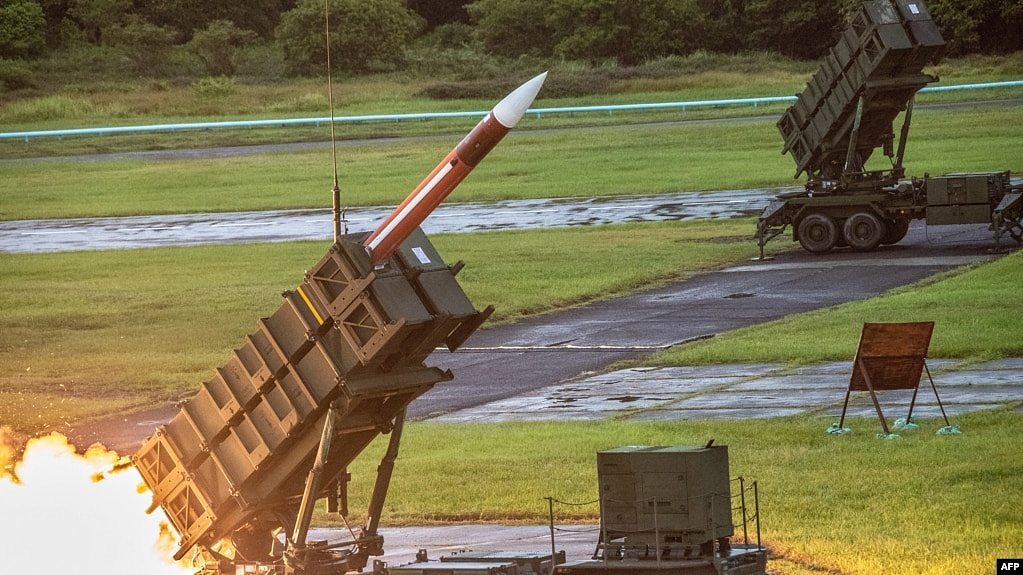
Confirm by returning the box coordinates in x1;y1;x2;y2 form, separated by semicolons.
364;72;548;262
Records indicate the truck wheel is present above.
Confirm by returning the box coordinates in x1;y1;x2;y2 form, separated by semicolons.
843;212;885;251
881;219;910;245
797;213;838;253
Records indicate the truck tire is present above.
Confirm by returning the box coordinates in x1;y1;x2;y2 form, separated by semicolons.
797;213;838;253
881;218;910;245
843;212;885;251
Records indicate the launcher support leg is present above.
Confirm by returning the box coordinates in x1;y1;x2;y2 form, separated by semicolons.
348;409;407;571
843;96;866;176
894;97;914;174
286;404;341;573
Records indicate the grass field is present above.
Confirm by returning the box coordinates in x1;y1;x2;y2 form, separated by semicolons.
326;411;1022;575
1;53;1020;158
649;249;1023;367
0;219;787;435
2;104;1021;221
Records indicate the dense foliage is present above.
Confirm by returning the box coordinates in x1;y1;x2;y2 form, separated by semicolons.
0;0;46;57
0;0;1019;82
277;0;422;74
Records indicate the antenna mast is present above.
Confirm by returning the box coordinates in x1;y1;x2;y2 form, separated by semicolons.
324;0;345;242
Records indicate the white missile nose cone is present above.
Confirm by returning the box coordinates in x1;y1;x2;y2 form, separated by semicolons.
492;71;548;128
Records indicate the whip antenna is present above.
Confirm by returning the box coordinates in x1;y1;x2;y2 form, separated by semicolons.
324;0;346;241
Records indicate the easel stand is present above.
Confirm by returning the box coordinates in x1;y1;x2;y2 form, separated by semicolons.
831;322;958;437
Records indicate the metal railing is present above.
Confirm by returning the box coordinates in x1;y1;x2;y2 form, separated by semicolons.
1;80;1019;142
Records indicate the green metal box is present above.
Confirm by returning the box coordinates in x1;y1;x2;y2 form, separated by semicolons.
925;205;992;225
597;446;733;546
926;173;1003;206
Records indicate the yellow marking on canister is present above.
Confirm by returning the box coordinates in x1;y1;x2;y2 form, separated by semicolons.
296;286;325;325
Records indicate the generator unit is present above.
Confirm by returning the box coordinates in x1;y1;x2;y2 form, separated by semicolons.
556;445;766;575
597;446;733;549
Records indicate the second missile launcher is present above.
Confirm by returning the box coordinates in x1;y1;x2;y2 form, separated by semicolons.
758;0;1023;256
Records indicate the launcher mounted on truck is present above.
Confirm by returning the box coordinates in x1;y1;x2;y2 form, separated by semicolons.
757;0;1022;256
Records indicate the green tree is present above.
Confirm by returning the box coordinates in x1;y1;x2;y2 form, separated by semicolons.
0;0;47;57
136;0;284;38
547;0;709;65
104;14;175;73
927;0;1023;55
743;0;844;59
38;0;70;48
276;0;422;74
692;0;745;54
466;0;555;58
406;0;471;29
68;0;127;43
188;19;257;76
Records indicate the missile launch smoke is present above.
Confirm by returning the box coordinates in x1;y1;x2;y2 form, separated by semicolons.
0;427;193;575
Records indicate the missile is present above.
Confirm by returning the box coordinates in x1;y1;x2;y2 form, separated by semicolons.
363;71;548;262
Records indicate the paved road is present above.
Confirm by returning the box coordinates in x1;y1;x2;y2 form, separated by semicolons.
435;358;1023;423
0;189;782;253
67;220;1011;452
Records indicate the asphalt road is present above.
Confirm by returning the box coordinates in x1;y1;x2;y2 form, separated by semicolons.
67;219;1008;452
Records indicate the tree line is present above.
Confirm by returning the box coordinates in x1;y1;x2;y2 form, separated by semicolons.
1;0;1020;77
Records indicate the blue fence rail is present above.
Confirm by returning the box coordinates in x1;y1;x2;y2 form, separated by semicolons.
2;80;1020;142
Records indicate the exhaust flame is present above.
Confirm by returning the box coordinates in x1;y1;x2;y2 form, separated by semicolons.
0;428;193;575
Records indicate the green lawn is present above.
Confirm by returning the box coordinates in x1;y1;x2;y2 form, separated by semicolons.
0;219;786;435
650;249;1023;367
2;104;1021;221
328;412;1022;575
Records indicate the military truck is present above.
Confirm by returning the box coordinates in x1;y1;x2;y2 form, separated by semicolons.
757;0;1023;256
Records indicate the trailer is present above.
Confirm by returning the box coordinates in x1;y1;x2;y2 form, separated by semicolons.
757;0;1023;256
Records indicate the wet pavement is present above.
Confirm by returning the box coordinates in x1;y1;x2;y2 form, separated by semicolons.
310;525;597;570
0;188;783;253
68;219;1018;452
416;222;1005;421
434;358;1022;423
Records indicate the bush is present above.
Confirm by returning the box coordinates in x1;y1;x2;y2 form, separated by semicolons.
191;76;236;97
404;45;503;80
0;57;35;90
105;15;177;75
418;69;611;100
32;44;131;79
0;0;46;58
188;20;257;76
417;22;475;50
234;41;286;79
69;0;130;44
276;0;423;75
0;94;96;123
467;0;555;58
